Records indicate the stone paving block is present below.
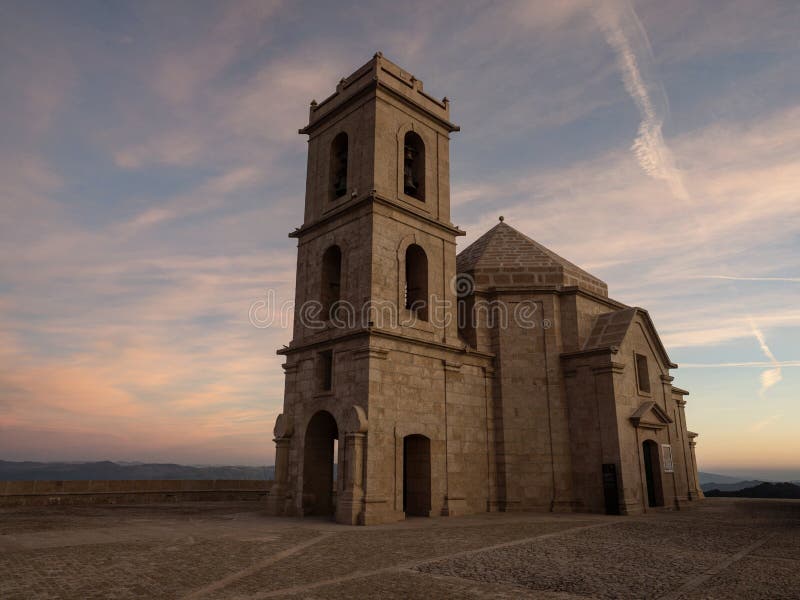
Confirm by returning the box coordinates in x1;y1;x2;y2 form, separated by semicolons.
675;556;800;600
0;499;797;599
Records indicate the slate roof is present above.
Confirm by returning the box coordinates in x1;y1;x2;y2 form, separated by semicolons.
583;308;637;349
581;307;677;368
456;221;608;296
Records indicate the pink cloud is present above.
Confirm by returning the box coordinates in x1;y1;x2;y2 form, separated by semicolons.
152;0;284;106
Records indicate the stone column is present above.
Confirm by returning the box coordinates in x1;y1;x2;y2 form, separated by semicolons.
265;414;293;517
661;375;685;508
276;438;290;482
336;405;369;524
441;359;467;517
592;360;633;514
688;433;704;498
483;365;500;513
675;397;694;501
265;437;290;516
336;432;366;524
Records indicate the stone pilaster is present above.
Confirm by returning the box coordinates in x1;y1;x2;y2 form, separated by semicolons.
688;432;704;499
336;432;366;524
265;436;291;516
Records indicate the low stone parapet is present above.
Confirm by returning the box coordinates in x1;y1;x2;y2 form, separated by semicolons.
0;480;273;506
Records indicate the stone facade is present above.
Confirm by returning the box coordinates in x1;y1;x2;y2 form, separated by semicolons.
266;54;702;525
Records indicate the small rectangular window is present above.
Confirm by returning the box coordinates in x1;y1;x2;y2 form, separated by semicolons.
662;444;674;473
636;353;651;394
318;350;333;391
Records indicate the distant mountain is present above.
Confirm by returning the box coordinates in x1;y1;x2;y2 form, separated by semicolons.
701;480;764;493
698;471;763;485
705;482;800;499
0;461;274;481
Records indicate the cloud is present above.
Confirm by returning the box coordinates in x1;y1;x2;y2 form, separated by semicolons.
0;310;286;464
749;318;783;400
750;413;782;432
0;148;297;464
659;309;800;349
0;9;77;142
223;55;345;142
642;0;799;67
113;132;207;169
594;0;689;201
453;101;800;351
2;0;798;466
749;320;779;364
120;166;266;232
151;0;284;106
110;48;343;176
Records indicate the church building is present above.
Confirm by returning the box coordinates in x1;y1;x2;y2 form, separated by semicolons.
265;54;703;525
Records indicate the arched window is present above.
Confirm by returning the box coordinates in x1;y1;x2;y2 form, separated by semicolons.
403;131;425;201
635;354;651;393
405;244;428;321
330;132;348;200
321;245;342;318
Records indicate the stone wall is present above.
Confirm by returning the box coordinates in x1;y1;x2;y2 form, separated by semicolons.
0;480;272;507
270;52;703;526
363;337;492;522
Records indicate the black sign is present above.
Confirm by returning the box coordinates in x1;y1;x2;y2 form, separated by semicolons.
602;463;620;515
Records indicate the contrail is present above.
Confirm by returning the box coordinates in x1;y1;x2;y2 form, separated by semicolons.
748;318;782;400
595;0;689;201
698;275;800;283
681;361;800;368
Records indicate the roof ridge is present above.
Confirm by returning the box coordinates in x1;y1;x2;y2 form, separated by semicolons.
507;225;600;280
456;221;605;288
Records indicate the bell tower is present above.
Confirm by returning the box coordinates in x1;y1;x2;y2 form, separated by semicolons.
267;54;493;525
287;52;463;346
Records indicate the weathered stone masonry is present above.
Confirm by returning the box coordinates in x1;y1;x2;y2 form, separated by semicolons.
265;54;703;525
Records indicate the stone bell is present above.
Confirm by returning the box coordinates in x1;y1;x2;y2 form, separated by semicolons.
403;145;417;195
333;150;348;197
333;171;347;197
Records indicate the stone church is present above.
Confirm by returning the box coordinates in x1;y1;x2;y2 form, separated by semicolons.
265;54;703;525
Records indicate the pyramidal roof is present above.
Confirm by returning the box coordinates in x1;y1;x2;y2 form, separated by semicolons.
456;221;608;296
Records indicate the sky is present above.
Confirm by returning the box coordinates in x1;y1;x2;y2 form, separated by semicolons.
1;0;798;477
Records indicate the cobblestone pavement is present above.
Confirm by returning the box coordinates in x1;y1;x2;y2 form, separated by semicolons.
1;499;798;599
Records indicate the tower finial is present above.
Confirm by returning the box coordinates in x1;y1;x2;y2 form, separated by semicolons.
499;215;504;222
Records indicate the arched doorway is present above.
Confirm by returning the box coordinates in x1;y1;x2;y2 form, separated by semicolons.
642;440;664;508
303;411;338;516
403;434;431;517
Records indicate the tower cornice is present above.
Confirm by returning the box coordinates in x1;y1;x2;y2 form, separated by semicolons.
277;326;494;361
299;53;460;137
289;191;465;240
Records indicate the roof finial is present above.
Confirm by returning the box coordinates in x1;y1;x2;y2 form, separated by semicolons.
499;215;504;222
